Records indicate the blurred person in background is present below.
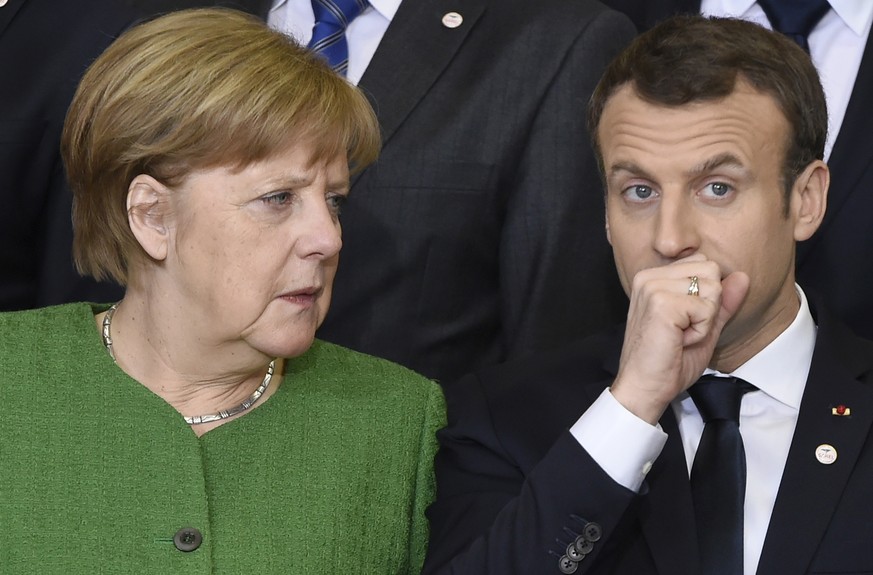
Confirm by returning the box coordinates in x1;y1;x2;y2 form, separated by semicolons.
0;0;133;310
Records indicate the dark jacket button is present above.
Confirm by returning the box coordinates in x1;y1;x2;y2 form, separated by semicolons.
567;542;586;561
574;535;594;554
173;527;203;552
558;555;579;574
583;522;602;542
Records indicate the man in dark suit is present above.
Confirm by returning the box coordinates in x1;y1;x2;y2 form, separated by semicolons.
1;0;132;310
424;15;873;574
598;1;873;344
134;0;636;381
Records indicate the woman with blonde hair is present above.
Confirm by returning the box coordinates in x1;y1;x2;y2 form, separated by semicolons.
0;8;443;574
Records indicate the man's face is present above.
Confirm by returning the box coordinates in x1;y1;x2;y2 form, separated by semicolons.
598;81;824;354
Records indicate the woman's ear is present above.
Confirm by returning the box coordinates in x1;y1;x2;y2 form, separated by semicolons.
127;174;171;261
792;160;829;242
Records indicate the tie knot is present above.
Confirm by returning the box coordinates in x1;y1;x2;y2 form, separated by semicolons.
310;0;368;29
688;375;755;424
758;0;830;49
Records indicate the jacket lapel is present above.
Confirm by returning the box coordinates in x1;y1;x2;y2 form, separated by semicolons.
798;31;873;264
228;0;273;18
356;0;486;149
0;0;26;38
639;409;701;575
756;311;873;573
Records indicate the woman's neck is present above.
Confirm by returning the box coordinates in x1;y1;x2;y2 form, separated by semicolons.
95;294;282;436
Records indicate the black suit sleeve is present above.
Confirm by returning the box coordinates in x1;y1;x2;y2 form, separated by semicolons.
423;371;638;575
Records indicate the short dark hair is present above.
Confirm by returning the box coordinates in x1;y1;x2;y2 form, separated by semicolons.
587;15;827;200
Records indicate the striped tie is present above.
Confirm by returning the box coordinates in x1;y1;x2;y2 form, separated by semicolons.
307;0;368;76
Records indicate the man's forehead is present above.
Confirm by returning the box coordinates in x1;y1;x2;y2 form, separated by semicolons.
601;78;779;118
597;81;788;149
595;82;793;189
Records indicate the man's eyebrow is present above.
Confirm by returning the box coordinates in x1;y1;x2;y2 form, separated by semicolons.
607;153;748;182
687;153;746;176
608;161;655;181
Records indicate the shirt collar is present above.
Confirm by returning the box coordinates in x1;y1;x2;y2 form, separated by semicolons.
828;0;873;36
369;0;402;21
702;0;873;38
270;0;403;23
706;285;816;411
700;0;758;19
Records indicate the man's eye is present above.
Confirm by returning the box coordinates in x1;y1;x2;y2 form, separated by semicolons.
703;182;732;198
624;185;654;201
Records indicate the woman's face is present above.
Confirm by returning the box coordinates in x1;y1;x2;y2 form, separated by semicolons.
162;143;348;360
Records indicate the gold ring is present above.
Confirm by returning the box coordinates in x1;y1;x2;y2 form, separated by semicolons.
688;276;700;297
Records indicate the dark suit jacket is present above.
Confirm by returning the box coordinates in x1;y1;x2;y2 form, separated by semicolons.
425;304;873;574
599;0;873;344
0;0;130;310
151;0;636;381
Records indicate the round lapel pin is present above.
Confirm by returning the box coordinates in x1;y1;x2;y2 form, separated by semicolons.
815;444;837;465
442;12;463;29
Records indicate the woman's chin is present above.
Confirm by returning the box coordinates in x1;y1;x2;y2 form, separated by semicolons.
255;333;318;361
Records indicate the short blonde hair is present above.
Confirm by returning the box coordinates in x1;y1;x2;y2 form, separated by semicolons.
62;8;381;284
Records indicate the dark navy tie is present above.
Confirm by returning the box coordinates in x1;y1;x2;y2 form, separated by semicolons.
307;0;368;75
757;0;831;53
688;375;756;575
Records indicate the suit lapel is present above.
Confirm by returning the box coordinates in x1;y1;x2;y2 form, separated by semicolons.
756;313;873;573
0;0;26;38
356;0;486;149
639;409;700;575
798;31;873;264
226;0;273;18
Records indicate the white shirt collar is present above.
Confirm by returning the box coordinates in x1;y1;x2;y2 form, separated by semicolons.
701;0;757;19
702;0;873;37
706;285;816;411
368;0;402;22
270;0;403;22
828;0;873;37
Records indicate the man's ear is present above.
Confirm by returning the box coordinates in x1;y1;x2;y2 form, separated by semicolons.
792;160;828;242
605;206;612;246
127;174;172;262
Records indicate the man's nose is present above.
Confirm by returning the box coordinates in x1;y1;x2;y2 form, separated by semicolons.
652;194;699;260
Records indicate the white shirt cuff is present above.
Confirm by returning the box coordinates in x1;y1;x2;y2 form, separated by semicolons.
570;388;668;492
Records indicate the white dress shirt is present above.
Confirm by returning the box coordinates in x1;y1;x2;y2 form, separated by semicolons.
700;0;873;161
268;0;401;85
572;286;817;575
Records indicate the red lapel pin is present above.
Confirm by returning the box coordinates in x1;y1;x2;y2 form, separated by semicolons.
831;404;851;416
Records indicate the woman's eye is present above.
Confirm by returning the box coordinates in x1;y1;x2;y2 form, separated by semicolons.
262;191;292;206
327;194;347;216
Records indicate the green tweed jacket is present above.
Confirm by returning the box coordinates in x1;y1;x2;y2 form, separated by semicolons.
0;304;445;574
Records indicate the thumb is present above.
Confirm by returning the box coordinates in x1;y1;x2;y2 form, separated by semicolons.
715;271;750;332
